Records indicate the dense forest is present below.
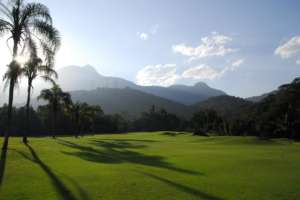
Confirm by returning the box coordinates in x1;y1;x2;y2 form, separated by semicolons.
0;77;299;140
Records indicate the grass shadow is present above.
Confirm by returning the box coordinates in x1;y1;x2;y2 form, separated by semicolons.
91;140;147;149
100;139;157;143
0;148;7;188
141;172;224;200
63;176;91;200
20;144;83;200
59;140;201;176
161;132;186;137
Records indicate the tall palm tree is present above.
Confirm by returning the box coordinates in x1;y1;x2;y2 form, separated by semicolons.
0;0;60;149
22;53;58;144
38;84;71;137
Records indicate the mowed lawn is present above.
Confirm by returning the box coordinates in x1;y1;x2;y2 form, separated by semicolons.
0;132;300;200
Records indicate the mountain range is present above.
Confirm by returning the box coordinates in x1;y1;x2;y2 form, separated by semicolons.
55;65;260;118
2;65;269;118
57;65;226;105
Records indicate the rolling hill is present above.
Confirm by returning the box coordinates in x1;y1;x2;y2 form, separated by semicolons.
191;95;254;120
70;87;191;119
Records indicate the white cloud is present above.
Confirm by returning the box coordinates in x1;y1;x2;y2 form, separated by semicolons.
136;60;243;85
137;24;159;41
232;59;244;67
182;64;221;80
173;34;237;60
275;36;300;59
296;59;300;65
136;57;244;86
182;59;243;81
136;64;179;86
137;32;149;40
225;58;245;72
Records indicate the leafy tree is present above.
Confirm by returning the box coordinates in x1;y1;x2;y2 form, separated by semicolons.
0;0;60;149
134;106;182;131
38;84;71;137
255;77;300;139
191;109;222;134
67;102;103;137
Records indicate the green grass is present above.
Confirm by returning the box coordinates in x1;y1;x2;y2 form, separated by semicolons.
0;132;300;200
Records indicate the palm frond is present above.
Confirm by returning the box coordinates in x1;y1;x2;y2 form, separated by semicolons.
39;65;57;78
0;18;11;36
3;60;23;90
1;0;60;102
26;34;38;56
61;92;72;106
40;75;56;85
39;40;55;67
21;2;52;24
33;19;60;49
38;88;52;101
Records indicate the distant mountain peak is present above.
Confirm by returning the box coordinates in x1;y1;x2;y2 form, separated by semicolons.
83;64;104;76
194;82;209;88
57;64;136;91
83;64;97;71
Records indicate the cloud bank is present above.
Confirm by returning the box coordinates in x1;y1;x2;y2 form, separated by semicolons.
173;34;237;60
136;64;179;86
136;59;244;86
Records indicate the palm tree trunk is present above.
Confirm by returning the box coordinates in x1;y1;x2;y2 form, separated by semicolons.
2;79;15;150
52;111;57;139
23;80;32;144
76;116;80;138
2;40;18;150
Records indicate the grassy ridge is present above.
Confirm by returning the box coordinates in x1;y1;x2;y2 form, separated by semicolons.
0;132;299;200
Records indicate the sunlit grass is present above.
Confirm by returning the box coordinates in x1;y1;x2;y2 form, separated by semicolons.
0;132;299;200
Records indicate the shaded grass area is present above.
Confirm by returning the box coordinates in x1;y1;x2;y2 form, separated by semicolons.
0;132;300;200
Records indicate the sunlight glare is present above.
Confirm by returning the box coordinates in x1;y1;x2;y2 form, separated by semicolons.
15;55;29;66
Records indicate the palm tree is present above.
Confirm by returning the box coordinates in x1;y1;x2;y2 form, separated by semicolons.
22;54;58;144
67;102;103;137
38;84;71;137
0;0;60;149
67;102;81;137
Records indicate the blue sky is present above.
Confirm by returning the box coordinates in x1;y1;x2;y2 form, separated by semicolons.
2;0;300;97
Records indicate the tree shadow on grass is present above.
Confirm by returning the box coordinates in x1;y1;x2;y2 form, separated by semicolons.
91;140;148;149
161;132;186;137
63;176;91;200
0;148;7;188
19;144;87;200
100;139;157;143
141;172;224;200
58;140;202;176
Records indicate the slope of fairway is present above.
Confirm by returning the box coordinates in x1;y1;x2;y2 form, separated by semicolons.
0;132;300;200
